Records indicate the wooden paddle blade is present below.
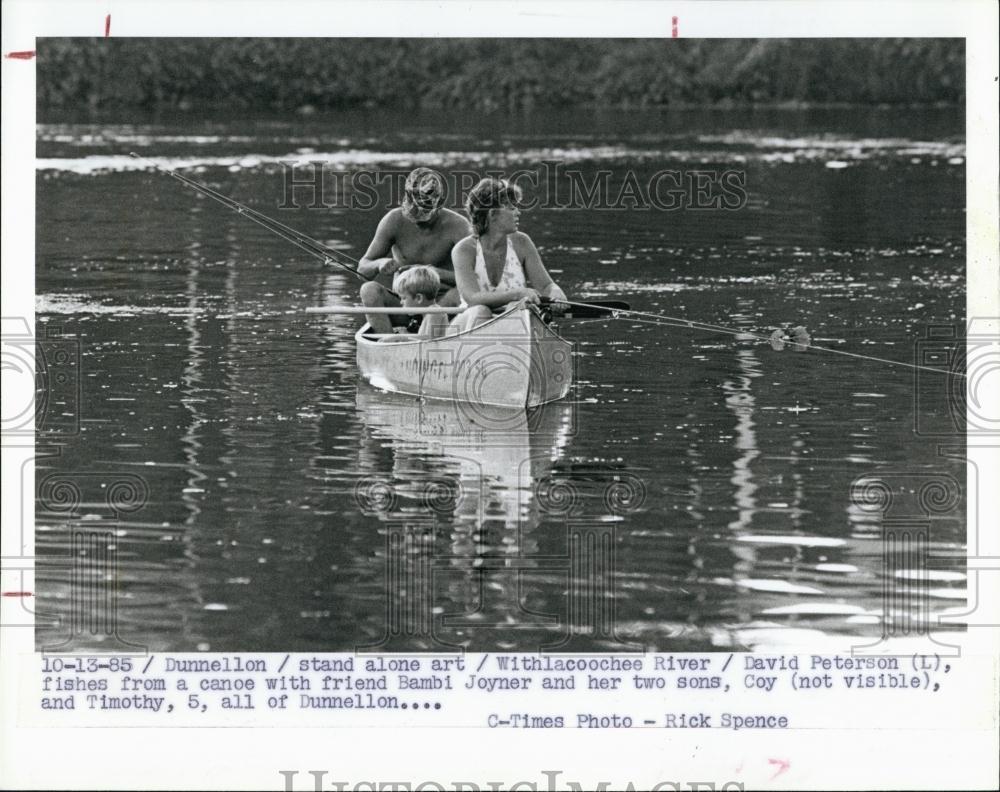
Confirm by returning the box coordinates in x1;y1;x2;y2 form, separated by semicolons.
768;326;811;352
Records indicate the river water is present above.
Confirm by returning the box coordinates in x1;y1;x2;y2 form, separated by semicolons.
33;107;967;653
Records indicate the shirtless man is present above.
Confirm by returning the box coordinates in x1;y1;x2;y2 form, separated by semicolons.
358;167;471;334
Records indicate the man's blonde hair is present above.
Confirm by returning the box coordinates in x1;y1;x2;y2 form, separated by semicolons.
393;266;440;300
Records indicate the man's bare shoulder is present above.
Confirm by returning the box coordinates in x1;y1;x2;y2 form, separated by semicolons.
440;208;473;236
380;207;405;228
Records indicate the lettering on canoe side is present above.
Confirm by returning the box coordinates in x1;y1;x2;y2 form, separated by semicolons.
394;357;454;382
389;355;512;385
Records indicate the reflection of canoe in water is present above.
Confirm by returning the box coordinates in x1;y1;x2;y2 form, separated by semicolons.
356;304;572;408
354;385;574;487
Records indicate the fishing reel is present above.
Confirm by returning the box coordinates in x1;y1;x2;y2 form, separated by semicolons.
538;297;556;325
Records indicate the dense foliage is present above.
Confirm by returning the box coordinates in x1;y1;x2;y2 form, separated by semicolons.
38;38;964;113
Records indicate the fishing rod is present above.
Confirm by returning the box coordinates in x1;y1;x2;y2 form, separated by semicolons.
551;300;966;378
129;152;366;282
132;159;959;378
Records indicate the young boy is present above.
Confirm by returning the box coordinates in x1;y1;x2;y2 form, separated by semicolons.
358;167;469;334
378;266;450;343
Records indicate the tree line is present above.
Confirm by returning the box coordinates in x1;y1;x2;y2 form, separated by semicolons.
37;38;964;114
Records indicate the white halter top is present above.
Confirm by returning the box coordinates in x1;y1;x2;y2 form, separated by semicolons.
474;237;526;293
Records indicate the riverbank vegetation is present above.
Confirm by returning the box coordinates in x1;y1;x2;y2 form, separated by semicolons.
38;38;963;114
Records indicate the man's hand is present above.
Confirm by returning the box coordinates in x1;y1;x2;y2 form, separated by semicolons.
378;258;404;277
358;256;395;281
429;265;457;286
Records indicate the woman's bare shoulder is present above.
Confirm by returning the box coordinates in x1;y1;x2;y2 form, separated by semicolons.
453;235;477;256
509;231;537;254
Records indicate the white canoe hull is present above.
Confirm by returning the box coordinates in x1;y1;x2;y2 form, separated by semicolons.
355;304;573;408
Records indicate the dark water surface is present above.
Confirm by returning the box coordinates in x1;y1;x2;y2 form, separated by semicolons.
35;108;966;652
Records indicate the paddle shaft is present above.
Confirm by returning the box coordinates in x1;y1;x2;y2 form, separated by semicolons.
307;299;631;317
307;306;464;315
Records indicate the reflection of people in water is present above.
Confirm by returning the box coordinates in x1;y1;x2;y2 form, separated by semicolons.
351;390;573;647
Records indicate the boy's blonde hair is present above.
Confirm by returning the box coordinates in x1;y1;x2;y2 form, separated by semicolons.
393;266;440;300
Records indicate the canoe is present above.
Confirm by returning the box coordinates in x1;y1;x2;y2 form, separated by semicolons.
355;303;573;408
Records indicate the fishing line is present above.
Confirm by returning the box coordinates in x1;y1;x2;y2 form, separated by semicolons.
127;167;962;380
556;300;966;378
130;152;366;281
131;152;346;259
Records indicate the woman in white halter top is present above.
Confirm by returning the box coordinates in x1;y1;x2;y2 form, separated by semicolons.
450;177;568;332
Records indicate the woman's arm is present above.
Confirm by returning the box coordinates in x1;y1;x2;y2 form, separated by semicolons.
419;312;450;338
516;232;567;302
453;237;538;308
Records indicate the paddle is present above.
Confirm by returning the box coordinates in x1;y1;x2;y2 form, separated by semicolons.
305;300;632;318
542;299;630;318
305;306;463;315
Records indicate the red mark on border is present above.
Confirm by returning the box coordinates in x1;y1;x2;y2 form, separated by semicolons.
2;591;34;597
671;16;679;37
5;51;36;60
768;758;791;779
105;14;111;37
